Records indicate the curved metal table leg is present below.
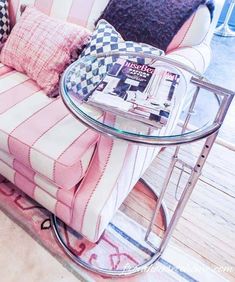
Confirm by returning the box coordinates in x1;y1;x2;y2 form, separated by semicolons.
51;178;169;277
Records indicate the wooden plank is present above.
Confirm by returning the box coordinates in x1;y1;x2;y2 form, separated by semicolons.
122;142;235;281
157;144;235;197
124;189;235;281
147;152;235;213
144;166;235;222
134;181;235;242
132;180;235;251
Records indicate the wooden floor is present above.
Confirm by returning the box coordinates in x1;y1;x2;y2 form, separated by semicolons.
122;141;235;281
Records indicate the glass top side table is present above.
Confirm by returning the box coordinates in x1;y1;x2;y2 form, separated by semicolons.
52;51;234;277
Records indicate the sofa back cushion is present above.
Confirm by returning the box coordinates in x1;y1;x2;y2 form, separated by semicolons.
7;0;217;52
1;6;91;96
8;0;109;29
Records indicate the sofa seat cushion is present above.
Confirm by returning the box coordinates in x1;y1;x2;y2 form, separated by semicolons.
0;139;161;242
0;158;73;225
0;69;101;189
0;150;76;208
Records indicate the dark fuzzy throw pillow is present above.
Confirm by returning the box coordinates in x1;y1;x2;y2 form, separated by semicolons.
96;0;214;52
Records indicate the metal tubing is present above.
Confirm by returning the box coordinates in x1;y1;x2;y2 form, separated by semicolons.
145;82;199;245
61;87;222;146
182;86;200;131
61;53;234;146
51;179;170;277
57;51;235;278
145;86;200;246
174;85;201;157
191;77;235;98
145;156;177;243
158;132;218;253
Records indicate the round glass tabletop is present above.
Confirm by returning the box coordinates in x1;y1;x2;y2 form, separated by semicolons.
60;51;221;146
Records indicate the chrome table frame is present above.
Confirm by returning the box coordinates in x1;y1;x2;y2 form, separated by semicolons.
51;178;170;277
52;52;234;277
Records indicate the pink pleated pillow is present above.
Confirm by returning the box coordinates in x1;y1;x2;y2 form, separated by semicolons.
0;6;91;96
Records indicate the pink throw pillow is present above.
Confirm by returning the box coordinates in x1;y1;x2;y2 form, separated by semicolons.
0;6;91;96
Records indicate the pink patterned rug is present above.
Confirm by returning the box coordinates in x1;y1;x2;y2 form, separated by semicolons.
0;179;227;282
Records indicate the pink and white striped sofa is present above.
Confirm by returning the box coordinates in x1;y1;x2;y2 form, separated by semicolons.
0;0;223;243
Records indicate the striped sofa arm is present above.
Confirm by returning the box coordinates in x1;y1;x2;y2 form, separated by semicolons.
166;42;212;74
70;134;160;242
166;0;224;73
165;43;212;114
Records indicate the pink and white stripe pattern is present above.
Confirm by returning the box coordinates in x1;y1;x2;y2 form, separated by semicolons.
0;66;162;242
0;63;12;76
0;158;73;224
8;0;109;30
0;70;101;190
71;128;160;242
0;66;187;242
0;0;216;244
0;65;187;242
0;149;76;206
0;128;160;242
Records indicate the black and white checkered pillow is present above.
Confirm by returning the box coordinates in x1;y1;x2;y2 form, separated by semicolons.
65;20;164;99
0;0;10;44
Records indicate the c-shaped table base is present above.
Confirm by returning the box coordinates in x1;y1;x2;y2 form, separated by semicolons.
53;51;234;277
51;178;170;277
51;132;218;278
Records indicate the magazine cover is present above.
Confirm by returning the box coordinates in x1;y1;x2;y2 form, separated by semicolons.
87;58;180;128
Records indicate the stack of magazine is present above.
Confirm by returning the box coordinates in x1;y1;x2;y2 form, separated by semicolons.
86;58;180;128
